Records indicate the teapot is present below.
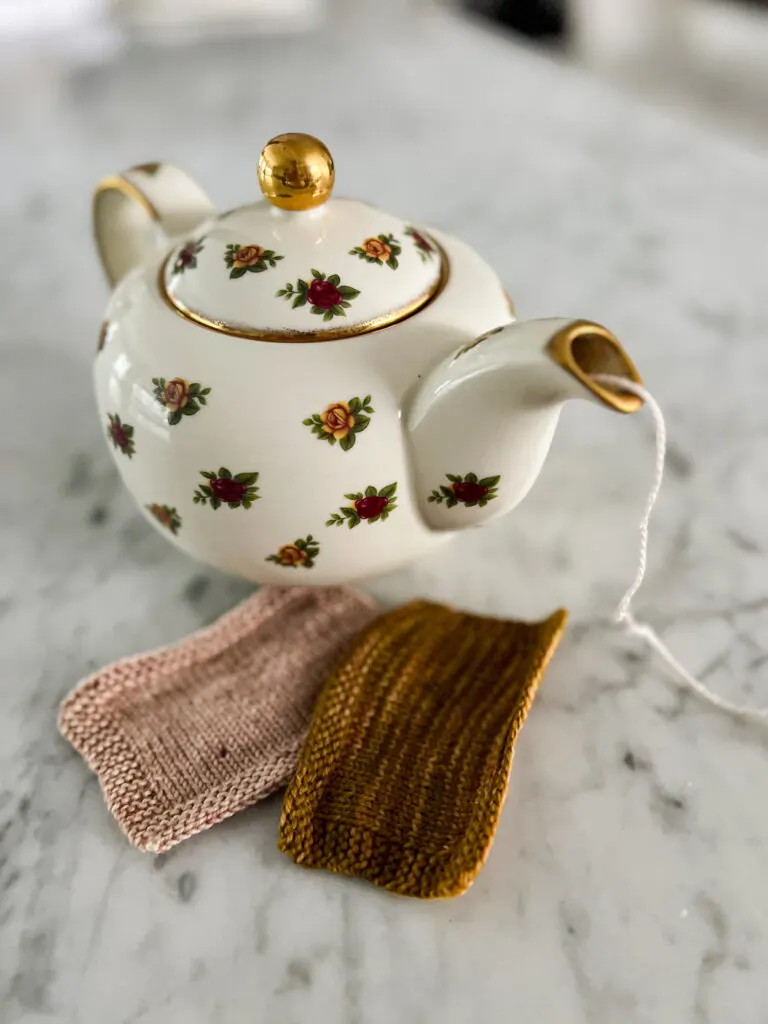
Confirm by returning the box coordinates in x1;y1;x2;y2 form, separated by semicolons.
93;133;643;584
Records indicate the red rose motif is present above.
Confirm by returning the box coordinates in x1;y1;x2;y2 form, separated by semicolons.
308;278;342;309
452;481;488;503
211;477;247;503
411;230;432;252
110;421;128;448
177;244;196;267
355;495;389;519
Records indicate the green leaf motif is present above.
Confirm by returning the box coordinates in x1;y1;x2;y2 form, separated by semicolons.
349;235;402;270
193;467;260;510
427;473;501;511
146;503;182;535
326;482;397;530
225;243;284;278
279;273;361;321
172;238;205;275
265;534;320;569
106;413;136;458
404;226;436;263
152;376;212;426
302;394;375;451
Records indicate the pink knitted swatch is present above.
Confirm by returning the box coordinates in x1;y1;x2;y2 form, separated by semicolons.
59;586;378;853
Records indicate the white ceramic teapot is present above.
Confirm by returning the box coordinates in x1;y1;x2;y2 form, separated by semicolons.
93;133;643;584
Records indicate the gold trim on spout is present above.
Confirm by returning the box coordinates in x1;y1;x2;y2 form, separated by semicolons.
547;320;644;414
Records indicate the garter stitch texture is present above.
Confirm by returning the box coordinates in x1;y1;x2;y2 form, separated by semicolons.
59;586;378;853
278;600;567;898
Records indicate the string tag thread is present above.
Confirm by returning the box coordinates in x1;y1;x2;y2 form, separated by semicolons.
594;374;768;726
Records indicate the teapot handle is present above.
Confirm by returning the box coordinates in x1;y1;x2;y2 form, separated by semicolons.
93;164;216;287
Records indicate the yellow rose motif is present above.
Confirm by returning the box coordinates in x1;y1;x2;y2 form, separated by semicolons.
362;237;392;262
278;544;308;567
161;378;190;413
266;534;319;568
320;401;355;440
147;503;172;528
233;245;264;268
145;503;181;534
304;394;374;452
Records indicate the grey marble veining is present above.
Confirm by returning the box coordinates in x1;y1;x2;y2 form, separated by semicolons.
2;4;768;1022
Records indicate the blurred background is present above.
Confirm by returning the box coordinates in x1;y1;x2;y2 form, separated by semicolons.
1;0;767;147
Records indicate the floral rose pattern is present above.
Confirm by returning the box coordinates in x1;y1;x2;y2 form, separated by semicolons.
404;226;435;263
146;503;181;535
326;483;397;529
276;270;360;322
97;320;110;353
428;472;500;508
265;535;320;569
224;243;283;278
172;239;204;274
152;377;211;426
303;394;374;452
193;468;260;510
106;413;135;458
349;233;401;270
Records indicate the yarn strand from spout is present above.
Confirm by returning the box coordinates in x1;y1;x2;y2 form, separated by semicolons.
594;373;768;726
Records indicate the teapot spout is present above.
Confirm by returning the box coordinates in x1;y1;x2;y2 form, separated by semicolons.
405;318;643;531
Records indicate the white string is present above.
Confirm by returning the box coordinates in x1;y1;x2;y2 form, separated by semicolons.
594;373;768;725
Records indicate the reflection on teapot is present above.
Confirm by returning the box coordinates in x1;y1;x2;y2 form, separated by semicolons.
92;132;643;584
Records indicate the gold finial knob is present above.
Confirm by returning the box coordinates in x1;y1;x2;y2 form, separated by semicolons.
257;133;335;212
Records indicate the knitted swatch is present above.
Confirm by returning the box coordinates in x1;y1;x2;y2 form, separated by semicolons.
278;600;567;898
59;586;378;853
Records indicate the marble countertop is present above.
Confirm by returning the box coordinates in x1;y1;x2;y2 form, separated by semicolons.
2;4;768;1022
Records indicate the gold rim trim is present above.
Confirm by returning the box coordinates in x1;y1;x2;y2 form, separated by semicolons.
547;320;643;414
158;242;450;343
93;174;161;287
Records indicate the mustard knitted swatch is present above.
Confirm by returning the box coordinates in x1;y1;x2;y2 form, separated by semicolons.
278;600;567;898
59;586;378;853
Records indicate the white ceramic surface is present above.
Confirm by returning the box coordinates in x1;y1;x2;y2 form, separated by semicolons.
163;198;444;336
94;171;640;584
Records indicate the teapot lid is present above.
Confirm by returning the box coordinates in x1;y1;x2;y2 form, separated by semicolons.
161;134;446;342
